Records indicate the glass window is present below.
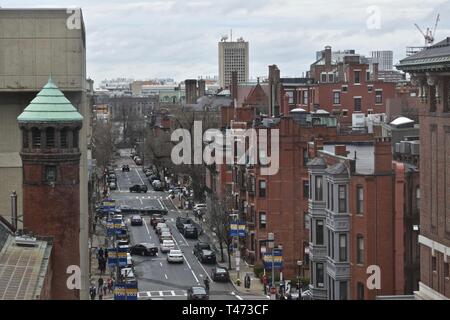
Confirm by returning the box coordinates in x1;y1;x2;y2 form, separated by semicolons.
315;176;323;201
342;85;348;93
354;97;362;111
46;127;55;148
316;220;324;245
357;186;364;215
432;256;437;272
366;71;371;82
333;91;341;105
339;234;347;262
316;263;324;288
303;181;309;198
375;90;383;104
32;128;41;148
45;166;57;183
60;128;68;148
321;73;327;83
328;74;334;83
357;235;364;264
445;262;449;278
259;212;266;229
416;187;420;211
303;91;309;105
339;281;348;300
338;185;347;213
354;71;361;84
259;180;266;198
357;282;365;300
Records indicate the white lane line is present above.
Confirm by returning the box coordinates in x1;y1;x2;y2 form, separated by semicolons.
136;168;145;185
144;218;151;235
195;258;214;282
158;199;166;211
172;236;200;284
164;274;168;280
178;231;190;247
139;198;143;205
235;295;244;300
159;262;163;267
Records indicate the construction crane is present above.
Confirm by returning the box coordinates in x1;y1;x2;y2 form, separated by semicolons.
414;13;440;46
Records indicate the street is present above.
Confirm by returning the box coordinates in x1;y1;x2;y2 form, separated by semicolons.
109;150;268;300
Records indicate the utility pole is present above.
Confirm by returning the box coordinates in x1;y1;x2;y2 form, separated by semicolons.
268;232;275;300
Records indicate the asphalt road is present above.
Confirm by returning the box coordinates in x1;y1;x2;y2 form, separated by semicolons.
109;150;267;301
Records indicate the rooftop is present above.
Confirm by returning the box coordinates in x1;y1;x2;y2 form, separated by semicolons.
397;37;450;71
17;78;83;123
322;144;375;174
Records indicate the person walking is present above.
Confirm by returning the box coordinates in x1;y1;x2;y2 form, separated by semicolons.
89;285;97;300
98;277;104;292
104;248;108;260
203;278;210;294
263;274;268;295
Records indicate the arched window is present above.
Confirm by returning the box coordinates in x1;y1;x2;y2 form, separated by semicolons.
60;128;68;148
46;127;55;148
32;128;41;148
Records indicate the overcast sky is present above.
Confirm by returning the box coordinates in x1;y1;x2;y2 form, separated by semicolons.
2;0;450;83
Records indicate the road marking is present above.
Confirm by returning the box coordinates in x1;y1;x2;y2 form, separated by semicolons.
164;274;168;280
136;168;145;185
171;291;176;296
195;259;214;282
159;262;163;267
171;218;174;222
178;232;190;247
235;295;244;300
172;236;200;285
139;198;143;205
144;218;151;235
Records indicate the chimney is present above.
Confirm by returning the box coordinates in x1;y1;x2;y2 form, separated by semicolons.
372;62;379;81
231;71;238;101
324;46;332;67
268;65;280;117
282;92;289;115
185;79;198;104
198;79;206;97
374;137;393;174
334;145;347;157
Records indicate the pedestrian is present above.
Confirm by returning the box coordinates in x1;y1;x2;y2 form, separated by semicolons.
103;283;108;296
89;285;96;300
107;278;113;293
98;288;103;300
104;248;108;260
262;274;268;295
98;247;104;259
98;277;104;291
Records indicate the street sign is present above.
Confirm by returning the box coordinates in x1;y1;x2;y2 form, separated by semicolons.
228;221;246;237
263;248;283;270
114;282;138;300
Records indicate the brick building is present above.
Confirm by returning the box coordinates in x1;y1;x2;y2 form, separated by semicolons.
17;78;83;299
397;37;450;300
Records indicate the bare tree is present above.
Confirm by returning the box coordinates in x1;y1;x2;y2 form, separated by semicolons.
92;121;117;171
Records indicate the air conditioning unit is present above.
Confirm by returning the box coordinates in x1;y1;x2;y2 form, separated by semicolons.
395;143;401;153
399;141;411;154
15;235;37;247
410;141;420;155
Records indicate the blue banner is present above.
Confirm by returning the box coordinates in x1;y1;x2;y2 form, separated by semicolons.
114;282;138;300
263;248;283;270
107;247;128;267
228;221;246;237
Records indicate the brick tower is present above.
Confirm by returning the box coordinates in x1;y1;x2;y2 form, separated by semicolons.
17;78;83;300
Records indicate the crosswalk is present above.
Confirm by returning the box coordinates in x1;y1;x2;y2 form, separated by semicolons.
138;290;187;299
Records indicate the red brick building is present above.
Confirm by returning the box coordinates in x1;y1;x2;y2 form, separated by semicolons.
17;78;83;300
398;38;450;300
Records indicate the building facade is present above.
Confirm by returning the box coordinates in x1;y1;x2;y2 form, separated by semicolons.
218;39;249;88
370;51;393;71
398;37;450;300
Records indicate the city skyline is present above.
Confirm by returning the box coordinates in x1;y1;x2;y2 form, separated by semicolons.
1;0;449;84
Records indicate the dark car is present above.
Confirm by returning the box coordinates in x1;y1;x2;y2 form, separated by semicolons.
139;206;168;216
176;217;192;232
211;267;230;282
130;243;158;256
130;215;143;226
183;225;198;239
107;174;117;183
129;184;148;193
187;286;208;300
118;205;134;214
151;215;166;228
193;242;211;257
122;165;130;172
198;249;216;264
149;175;159;183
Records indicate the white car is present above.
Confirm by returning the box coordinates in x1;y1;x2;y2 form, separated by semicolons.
127;252;133;268
156;223;168;234
160;240;175;253
159;231;173;243
167;250;184;263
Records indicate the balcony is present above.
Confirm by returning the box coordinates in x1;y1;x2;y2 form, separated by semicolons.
309;244;327;260
326;260;350;280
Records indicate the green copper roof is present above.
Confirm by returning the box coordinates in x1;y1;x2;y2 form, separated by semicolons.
17;78;83;123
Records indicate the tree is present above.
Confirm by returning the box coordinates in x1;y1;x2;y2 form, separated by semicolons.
92;121;117;171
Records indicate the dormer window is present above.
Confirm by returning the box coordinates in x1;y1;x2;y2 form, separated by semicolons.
46;127;55;148
60;128;68;148
32;128;41;148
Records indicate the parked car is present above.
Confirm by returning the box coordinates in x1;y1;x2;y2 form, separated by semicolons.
150;215;166;228
167;249;184;263
122;165;130;172
127;252;134;268
130;215;143;226
159;231;173;243
183;224;198;239
176;217;193;232
193;242;211;257
156;223;168;235
198;249;216;264
192;203;207;215
149;175;159;183
211;267;229;282
129;184;148;193
109;181;117;190
130;243;158;256
187;286;208;300
134;157;143;165
160;240;175;253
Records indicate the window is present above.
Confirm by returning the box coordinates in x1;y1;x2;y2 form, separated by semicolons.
416;187;420;210
342;109;348;117
328;73;334;83
321;73;327;83
60;128;68;148
327;182;331;209
309;174;312;199
368;86;373;93
432;256;437;272
356;186;364;215
316;263;324;288
339;281;348;300
46;127;55;148
357;282;365;300
342;85;348;93
445;262;449;278
366;71;371;82
45;166;57;183
354;71;361;84
259;180;266;198
338;185;347;213
327;230;331;257
354;97;362;112
303;181;309;198
286;91;294;104
330;184;334;211
339;234;347;262
357;235;364;264
259;212;266;229
303;91;309;105
32;128;41;148
375;90;383;104
303;149;309;167
333;91;341;105
315;176;323;201
316;220;324;245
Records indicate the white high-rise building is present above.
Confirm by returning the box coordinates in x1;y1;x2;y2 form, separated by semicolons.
218;38;249;88
370;51;393;71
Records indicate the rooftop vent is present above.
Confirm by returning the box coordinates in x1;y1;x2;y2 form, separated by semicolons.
15;235;37;247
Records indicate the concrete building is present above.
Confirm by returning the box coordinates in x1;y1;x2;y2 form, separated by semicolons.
218;38;249;88
185;79;198;104
0;8;90;299
370;51;393;71
397;37;450;300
